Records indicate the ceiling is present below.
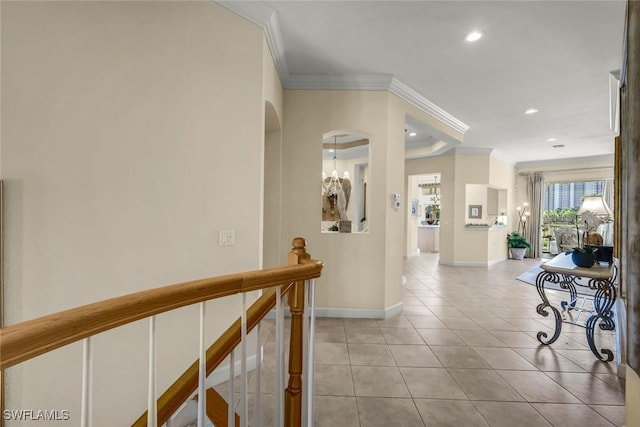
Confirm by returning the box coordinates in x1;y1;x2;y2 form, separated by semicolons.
223;1;626;165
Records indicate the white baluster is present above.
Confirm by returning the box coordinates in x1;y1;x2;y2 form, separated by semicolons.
254;322;262;427
80;337;92;427
302;282;309;427
240;293;248;427
228;349;235;427
198;303;206;427
147;317;157;427
274;285;284;427
306;279;317;427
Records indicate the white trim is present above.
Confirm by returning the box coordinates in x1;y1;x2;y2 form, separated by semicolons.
206;354;258;388
404;251;420;259
384;302;404;318
515;154;614;170
314;303;404;319
265;11;290;82
389;77;469;135
451;147;494;156
218;1;290;82
487;257;508;266
286;74;393;90
218;1;274;28
438;258;506;267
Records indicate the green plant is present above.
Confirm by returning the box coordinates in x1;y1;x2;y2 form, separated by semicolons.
328;222;339;231
506;232;531;249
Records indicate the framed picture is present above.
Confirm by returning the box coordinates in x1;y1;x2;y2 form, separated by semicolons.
411;199;419;217
469;205;482;219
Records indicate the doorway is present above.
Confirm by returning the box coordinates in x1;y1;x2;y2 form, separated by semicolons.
406;173;441;261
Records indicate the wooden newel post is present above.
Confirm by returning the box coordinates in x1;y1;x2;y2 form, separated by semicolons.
284;238;310;427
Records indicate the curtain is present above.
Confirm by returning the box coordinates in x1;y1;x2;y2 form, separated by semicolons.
602;178;615;245
525;172;544;258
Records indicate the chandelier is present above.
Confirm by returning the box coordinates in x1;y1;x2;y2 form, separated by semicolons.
322;135;351;220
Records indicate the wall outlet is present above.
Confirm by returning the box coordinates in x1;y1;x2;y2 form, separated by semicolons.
219;230;235;246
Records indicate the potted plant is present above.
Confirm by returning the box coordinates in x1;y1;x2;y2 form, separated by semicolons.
507;232;531;260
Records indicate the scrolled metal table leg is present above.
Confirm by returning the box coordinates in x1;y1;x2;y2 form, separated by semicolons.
584;280;616;362
535;271;562;345
560;274;578;310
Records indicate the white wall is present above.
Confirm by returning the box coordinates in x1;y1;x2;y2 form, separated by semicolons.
1;2;271;423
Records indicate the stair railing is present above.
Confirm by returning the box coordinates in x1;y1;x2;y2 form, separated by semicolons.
0;237;322;427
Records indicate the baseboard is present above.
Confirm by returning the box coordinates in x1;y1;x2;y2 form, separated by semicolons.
487;257;508;266
206;354;258;388
267;302;405;319
384;302;404;318
315;303;405;319
403;251;420;259
438;257;507;267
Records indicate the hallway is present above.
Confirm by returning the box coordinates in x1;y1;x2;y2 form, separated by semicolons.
235;253;625;426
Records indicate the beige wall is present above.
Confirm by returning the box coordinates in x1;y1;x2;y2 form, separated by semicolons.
282;90;390;312
2;2;270;423
262;37;284;268
407;152;513;266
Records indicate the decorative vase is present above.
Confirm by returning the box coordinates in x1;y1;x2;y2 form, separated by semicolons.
571;251;596;268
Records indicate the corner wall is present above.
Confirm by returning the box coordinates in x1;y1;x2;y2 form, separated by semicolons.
281;90;390;314
2;2;268;423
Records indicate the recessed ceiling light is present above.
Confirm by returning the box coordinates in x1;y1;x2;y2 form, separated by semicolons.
547;138;558;142
409;132;417;137
525;108;539;114
465;31;483;42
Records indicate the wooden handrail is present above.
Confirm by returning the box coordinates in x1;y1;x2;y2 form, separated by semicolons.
132;283;294;426
0;259;322;370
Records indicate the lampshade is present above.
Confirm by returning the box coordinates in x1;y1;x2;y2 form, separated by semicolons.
578;195;612;217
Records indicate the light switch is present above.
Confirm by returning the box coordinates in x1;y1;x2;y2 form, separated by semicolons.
219;230;235;246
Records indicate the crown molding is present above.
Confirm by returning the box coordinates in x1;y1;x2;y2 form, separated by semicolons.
389;78;469;135
515;154;614;170
286;74;393;90
451;147;494;156
218;1;469;136
218;1;290;80
218;1;274;28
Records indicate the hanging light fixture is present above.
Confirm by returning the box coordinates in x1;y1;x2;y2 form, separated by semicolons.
322;135;343;200
322;135;352;222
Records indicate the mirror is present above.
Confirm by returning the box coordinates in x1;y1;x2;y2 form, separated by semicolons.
321;132;369;233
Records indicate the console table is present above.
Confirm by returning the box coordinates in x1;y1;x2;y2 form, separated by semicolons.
535;254;617;362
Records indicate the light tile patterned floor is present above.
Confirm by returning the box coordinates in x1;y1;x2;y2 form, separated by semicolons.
221;253;626;426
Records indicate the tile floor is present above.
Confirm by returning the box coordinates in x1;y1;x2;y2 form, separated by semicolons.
220;253;626;427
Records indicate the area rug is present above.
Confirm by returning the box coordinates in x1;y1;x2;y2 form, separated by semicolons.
516;262;597;297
